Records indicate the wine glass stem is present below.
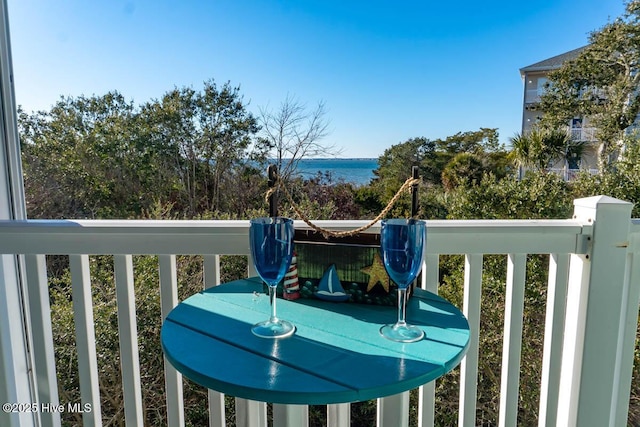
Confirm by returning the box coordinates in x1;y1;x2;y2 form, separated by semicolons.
269;285;278;323
397;288;408;326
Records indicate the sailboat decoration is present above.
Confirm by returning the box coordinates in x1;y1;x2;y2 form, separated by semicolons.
315;264;350;302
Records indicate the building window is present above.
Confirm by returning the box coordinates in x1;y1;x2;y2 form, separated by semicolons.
537;77;549;96
571;118;583;128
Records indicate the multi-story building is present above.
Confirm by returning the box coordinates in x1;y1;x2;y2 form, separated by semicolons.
519;46;599;179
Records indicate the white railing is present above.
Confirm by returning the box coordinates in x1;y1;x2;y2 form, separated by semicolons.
548;168;599;181
525;88;607;106
569;127;597;142
525;89;543;104
0;196;639;427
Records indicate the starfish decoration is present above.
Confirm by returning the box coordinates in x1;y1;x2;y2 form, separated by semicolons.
361;252;391;293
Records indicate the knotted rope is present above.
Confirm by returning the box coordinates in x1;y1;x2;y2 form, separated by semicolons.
265;174;420;239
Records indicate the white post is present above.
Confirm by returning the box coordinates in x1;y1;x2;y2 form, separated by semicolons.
459;254;483;427
0;0;35;425
327;403;350;427
0;255;35;427
203;254;227;427
538;253;570;427
377;392;409;427
557;196;634;427
272;404;308;427
616;226;640;426
234;398;267;427
159;255;185;427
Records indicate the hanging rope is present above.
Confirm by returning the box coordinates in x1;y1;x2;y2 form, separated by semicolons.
265;173;420;239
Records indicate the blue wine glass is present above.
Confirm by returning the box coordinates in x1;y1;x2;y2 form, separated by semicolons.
379;218;426;342
250;217;296;338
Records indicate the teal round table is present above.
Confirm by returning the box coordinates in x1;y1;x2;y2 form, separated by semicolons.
161;277;470;405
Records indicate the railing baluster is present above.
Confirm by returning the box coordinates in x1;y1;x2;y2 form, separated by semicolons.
538;253;569;426
203;254;226;427
203;255;221;289
498;254;527;427
327;403;350;427
69;255;103;427
273;404;308;427
234;398;267;427
459;254;483;427
615;243;640;426
114;255;144;426
247;253;257;278
377;391;409;427
25;254;60;427
418;254;439;427
237;255;267;427
159;255;184;427
207;392;226;427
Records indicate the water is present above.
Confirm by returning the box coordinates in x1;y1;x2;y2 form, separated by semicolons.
294;158;378;186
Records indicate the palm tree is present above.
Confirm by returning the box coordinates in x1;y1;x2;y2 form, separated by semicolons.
509;127;572;177
509;132;534;177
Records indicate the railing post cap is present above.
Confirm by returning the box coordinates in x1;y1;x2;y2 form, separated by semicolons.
573;195;634;209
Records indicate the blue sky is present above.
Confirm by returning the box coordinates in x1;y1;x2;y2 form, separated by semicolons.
7;0;626;158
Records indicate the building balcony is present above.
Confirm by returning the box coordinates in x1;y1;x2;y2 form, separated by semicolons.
525;86;607;108
524;89;544;106
0;196;639;427
569;127;598;142
547;167;599;181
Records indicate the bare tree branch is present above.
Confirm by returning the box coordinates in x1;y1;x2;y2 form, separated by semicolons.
259;95;341;182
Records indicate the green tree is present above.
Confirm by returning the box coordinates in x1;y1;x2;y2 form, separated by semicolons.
436;127;501;154
373;137;438;202
441;152;484;191
508;127;573;174
19;92;142;218
571;132;640;217
139;80;262;216
435;128;507;181
373;129;508;210
540;0;640;169
19;81;264;219
447;173;572;220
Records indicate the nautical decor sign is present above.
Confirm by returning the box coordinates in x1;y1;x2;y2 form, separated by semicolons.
268;229;414;305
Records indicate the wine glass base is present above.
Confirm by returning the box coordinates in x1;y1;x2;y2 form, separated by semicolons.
380;323;425;343
251;319;295;338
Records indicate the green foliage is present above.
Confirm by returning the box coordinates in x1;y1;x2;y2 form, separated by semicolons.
19;93;139;218
571;133;640;216
509;128;573;172
374;136;440;201
353;185;386;219
372;129;508;210
441;152;484;191
19;81;265;219
447;173;573;220
138;81;262;215
417;187;449;220
540;0;640;168
377;129;503;181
